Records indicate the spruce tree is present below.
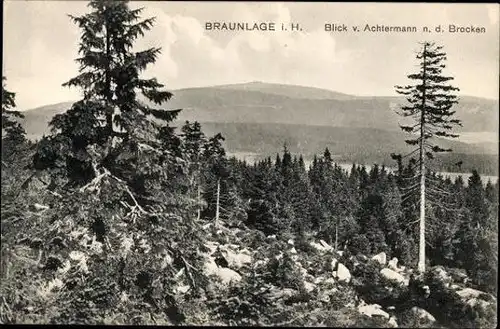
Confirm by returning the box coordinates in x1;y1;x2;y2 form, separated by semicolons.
2;77;25;145
35;0;180;186
395;42;461;273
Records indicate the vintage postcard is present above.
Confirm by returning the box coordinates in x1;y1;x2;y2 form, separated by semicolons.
2;1;498;327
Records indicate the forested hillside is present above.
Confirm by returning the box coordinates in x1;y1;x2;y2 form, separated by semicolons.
1;0;498;327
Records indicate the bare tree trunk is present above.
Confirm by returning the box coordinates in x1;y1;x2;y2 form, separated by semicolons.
418;43;427;274
197;184;201;221
215;178;220;225
335;219;339;251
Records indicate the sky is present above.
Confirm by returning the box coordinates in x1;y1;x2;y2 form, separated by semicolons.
2;1;499;110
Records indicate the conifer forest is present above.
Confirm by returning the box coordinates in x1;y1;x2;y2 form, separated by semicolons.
1;1;498;327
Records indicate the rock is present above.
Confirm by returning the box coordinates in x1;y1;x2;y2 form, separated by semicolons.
290;247;297;254
450;284;461;290
337;251;344;257
304;281;316;293
267;235;277;239
174;284;190;294
410;307;436;323
324;277;336;285
331;258;338;270
467;298;491;310
287;239;295;245
457;287;486;300
217;268;242;284
372;252;387;265
388;316;398;327
396;265;406;273
267;288;296;300
220;248;252;269
432;266;452;284
204;241;219;255
387;306;396;310
319;240;334;251
240;248;252;256
203;257;219;276
422;285;430;298
336;263;351;283
275;252;284;260
380;268;406;285
310;241;328;252
388;257;398;270
32;203;49;211
447;267;469;284
358;304;390;319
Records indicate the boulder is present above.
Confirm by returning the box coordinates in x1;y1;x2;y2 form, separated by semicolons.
310;241;328;252
372;252;387;266
304;281;316;293
319;240;334;251
388;257;398;270
380;268;406;285
358;304;390;319
331;258;338;270
467;298;491;310
220;248;252;269
457;287;486;300
32;203;50;211
336;263;351;283
174;284;190;294
203;257;219;276
217;268;242;284
431;266;452;285
267;288;296;300
410;307;436;323
388;316;398;328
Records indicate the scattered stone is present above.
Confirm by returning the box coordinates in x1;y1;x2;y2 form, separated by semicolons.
310;241;328;252
337;251;344;257
388;257;398;270
422;285;430;298
217;268;242;284
358;304;389;319
467;298;491;310
220;248;252;269
380;268;406;285
372;252;387;266
410;307;436;323
432;266;452;285
267;235;277;239
388;316;398;327
32;203;50;211
336;263;351;283
267;288;295;300
319;240;334;251
324;277;336;285
174;284;190;294
331;258;338;270
304;281;316;293
290;247;297;254
287;239;295;245
457;287;486;300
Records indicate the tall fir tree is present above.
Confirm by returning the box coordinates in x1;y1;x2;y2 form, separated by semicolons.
2;77;26;146
394;42;461;273
34;0;180;186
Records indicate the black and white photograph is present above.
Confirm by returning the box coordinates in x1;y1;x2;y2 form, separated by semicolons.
1;1;498;326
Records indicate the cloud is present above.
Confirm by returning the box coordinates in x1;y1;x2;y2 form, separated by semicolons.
2;1;499;110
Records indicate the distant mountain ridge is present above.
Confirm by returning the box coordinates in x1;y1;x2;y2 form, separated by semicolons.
16;82;498;174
